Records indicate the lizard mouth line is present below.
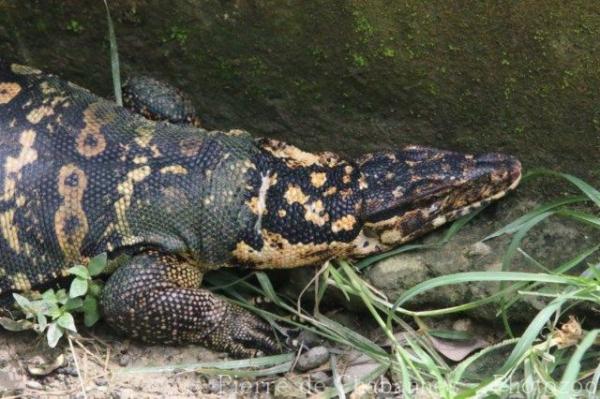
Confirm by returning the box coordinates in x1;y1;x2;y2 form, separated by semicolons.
426;169;522;230
355;163;522;252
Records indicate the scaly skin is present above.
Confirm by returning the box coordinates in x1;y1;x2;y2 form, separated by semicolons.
0;60;521;357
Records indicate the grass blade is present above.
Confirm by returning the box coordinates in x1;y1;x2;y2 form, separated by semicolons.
497;299;565;375
103;0;122;106
120;353;294;374
557;329;599;399
392;272;573;309
451;338;521;384
356;243;430;270
501;244;599;311
591;358;600;397
554;172;600;208
255;272;284;306
330;355;346;399
484;196;585;240
557;209;600;228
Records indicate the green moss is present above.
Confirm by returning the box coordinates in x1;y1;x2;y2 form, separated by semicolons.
352;10;374;39
164;26;188;47
66;19;83;33
0;0;597;180
352;53;367;68
382;47;395;58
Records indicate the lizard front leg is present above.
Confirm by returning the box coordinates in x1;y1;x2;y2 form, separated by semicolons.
100;251;279;357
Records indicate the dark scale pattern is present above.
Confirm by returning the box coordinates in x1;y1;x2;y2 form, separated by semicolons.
101;251;277;356
0;60;277;356
262;158;362;244
122;76;201;127
0;59;522;357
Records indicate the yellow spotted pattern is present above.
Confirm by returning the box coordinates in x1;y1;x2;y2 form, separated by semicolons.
54;164;89;262
0;82;21;104
76;103;109;158
114;166;152;243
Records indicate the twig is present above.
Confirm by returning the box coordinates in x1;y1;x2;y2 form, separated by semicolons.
68;335;88;399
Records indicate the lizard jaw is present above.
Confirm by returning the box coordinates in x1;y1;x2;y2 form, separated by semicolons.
350;147;522;257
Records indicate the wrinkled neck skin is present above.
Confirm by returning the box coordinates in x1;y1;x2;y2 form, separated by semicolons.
231;140;522;269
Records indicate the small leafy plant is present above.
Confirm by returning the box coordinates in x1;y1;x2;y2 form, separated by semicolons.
0;253;107;347
66;19;84;34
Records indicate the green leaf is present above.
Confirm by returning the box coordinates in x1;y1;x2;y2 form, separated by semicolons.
36;313;48;331
41;289;57;303
88;253;108;277
428;329;475;341
84;312;100;328
12;293;32;312
46;323;64;348
69;277;88;298
30;298;53;316
82;295;97;311
0;317;34;331
48;303;62;319
121;353;294;375
557;209;600;228
83;296;100;327
63;297;84;311
55;289;69;304
88;281;104;297
57;313;77;333
483;196;586;240
392;272;573;309
44;305;63;320
255;272;283;305
67;265;90;280
555;172;600;208
498;299;565;375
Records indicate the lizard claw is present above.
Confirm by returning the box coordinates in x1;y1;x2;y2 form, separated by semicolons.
203;303;282;358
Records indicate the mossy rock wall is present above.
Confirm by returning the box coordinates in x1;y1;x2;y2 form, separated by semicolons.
0;1;598;182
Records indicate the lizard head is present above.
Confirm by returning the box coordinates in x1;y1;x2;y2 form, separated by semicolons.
351;145;521;256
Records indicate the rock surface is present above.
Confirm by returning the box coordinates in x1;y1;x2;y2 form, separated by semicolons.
0;1;598;184
364;193;599;322
295;346;330;372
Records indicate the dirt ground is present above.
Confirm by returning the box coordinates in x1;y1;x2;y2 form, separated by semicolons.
0;318;409;399
0;323;242;398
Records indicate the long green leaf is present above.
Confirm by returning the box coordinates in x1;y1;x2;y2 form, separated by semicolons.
255;272;284;306
103;0;122;106
591;358;600;397
120;353;294;374
392;272;573;309
497;299;565;375
484;196;586;240
557;209;600;228
555;172;600;207
501;244;599;311
501;211;554;272
356;243;430;270
499;211;554;336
